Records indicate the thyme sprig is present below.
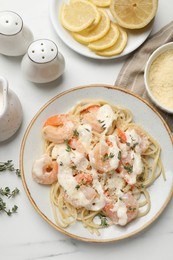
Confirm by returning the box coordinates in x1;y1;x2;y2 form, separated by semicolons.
0;160;21;177
0;160;20;216
0;198;18;216
0;187;20;198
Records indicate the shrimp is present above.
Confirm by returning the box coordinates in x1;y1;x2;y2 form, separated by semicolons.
42;114;77;144
75;172;93;185
68;137;87;155
80;105;103;133
125;126;150;154
32;154;58;185
89;135;120;173
103;192;139;226
64;185;97;209
116;147;144;185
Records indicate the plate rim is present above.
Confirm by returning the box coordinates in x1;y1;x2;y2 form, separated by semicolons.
20;84;173;243
49;0;154;60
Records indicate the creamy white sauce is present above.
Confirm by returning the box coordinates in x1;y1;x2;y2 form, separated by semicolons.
107;135;120;169
111;199;128;226
126;129;140;148
58;166;93;208
132;151;143;175
119;143;129;158
96;104;116;133
89;135;120;172
32;154;50;177
89;168;106;211
123;149;143;185
124;173;137;185
107;173;125;197
53;144;95;209
117;206;128;226
70;150;89;171
77;124;92;152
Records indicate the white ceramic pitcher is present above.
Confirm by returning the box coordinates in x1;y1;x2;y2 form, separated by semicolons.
0;76;23;142
0;11;33;56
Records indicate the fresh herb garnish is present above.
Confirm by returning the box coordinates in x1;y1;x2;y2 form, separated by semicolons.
0;160;20;216
118;151;122;160
0;160;20;177
60;162;63;166
0;198;18;216
73;130;79;137
138;176;145;182
75;184;80;190
102;153;114;162
64;139;72;152
128;207;136;211
0;187;19;198
127;135;139;150
98;120;104;124
98;120;106;130
124;164;133;173
98;213;109;227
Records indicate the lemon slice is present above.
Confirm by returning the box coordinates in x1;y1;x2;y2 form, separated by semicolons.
96;26;127;56
73;8;110;43
60;1;97;32
110;0;158;29
89;0;111;7
88;22;119;51
69;0;101;30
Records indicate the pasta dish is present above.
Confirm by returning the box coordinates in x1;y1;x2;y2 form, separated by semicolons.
32;100;165;235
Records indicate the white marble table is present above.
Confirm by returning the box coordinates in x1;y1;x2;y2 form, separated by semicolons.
0;0;173;259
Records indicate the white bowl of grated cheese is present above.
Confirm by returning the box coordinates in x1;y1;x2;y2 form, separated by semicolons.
144;42;173;114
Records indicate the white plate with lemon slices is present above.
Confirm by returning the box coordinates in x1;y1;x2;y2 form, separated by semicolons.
49;0;156;59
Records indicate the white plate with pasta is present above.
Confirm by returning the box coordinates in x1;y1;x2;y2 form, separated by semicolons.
49;0;154;59
20;85;173;242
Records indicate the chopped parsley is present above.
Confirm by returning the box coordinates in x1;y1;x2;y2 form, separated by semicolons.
102;153;114;162
126;135;139;150
118;150;122;160
98;213;109;227
73;130;79;137
98;120;106;130
64;139;72;152
71;165;77;170
128;207;136;211
124;164;133;173
138;176;145;182
75;184;80;190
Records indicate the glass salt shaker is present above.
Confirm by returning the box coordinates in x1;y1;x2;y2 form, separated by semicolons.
0;11;33;56
21;39;65;83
